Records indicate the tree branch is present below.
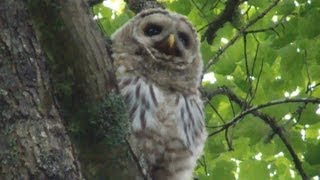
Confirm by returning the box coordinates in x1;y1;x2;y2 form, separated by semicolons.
205;86;311;179
224;97;320;128
253;111;309;180
30;0;143;178
202;0;241;44
204;0;281;72
124;0;163;13
206;87;320;129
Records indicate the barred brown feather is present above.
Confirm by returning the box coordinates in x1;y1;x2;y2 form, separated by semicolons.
112;8;207;180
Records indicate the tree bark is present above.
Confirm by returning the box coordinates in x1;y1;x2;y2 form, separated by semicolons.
124;0;163;13
1;0;143;179
0;1;82;179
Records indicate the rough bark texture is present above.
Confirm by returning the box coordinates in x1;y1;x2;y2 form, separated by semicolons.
0;0;148;179
125;0;163;13
29;0;116;103
0;1;82;179
1;0;142;179
29;0;140;179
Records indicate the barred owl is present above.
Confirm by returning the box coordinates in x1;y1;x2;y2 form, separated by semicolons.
111;8;207;180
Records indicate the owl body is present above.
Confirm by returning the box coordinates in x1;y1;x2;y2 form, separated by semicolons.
112;9;207;180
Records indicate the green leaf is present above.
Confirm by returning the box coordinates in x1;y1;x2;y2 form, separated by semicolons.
299;104;320;125
214;56;237;75
234;116;270;145
211;160;236;180
272;17;299;49
288;130;306;153
259;44;278;65
231;137;253;159
278;44;305;88
239;160;270;180
305;142;320;165
298;9;320;39
277;0;296;15
201;41;216;64
165;0;192;15
247;0;269;8
296;0;306;3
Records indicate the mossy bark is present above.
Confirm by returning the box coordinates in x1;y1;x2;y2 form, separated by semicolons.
0;1;81;179
1;0;141;179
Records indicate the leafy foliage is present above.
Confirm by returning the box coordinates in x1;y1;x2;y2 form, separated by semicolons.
94;0;320;179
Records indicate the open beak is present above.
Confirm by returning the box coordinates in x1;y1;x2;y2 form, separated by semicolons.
154;34;181;57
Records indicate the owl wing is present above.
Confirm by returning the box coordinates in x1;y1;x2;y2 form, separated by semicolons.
119;75;206;155
174;93;206;156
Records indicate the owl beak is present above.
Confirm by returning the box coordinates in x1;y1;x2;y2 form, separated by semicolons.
154;34;181;57
168;34;175;48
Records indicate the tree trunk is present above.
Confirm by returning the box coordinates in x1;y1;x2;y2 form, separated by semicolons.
0;1;82;179
0;0;141;179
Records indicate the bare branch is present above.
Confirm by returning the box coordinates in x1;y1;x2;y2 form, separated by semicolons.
207;87;320;137
225;127;234;150
202;0;241;44
225;97;320;127
205;87;311;179
243;35;251;81
191;0;208;19
246;15;287;36
207;100;226;124
250;34;263;104
314;83;320;89
253;111;309;180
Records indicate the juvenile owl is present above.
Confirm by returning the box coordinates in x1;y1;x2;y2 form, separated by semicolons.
111;8;207;180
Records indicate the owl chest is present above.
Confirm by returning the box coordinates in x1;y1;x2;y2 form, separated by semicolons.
118;76;206;154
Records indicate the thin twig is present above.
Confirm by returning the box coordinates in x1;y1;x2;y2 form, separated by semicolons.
314;83;320;89
202;0;241;43
242;34;254;105
225;126;234;150
200;0;210;10
246;15;287;36
254;111;309;180
209;0;221;11
191;0;208;19
204;0;281;72
243;35;251;81
221;97;320;128
207;100;226;124
248;34;262;105
228;97;236;116
208;97;320;136
205;87;311;179
243;5;252;21
197;0;226;32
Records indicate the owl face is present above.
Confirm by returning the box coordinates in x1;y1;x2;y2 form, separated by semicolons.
130;9;200;67
112;9;203;92
133;11;198;64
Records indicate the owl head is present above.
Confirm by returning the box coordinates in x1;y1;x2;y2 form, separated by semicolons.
112;8;203;93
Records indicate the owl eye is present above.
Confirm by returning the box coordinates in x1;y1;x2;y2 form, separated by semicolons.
144;24;162;36
178;32;190;47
